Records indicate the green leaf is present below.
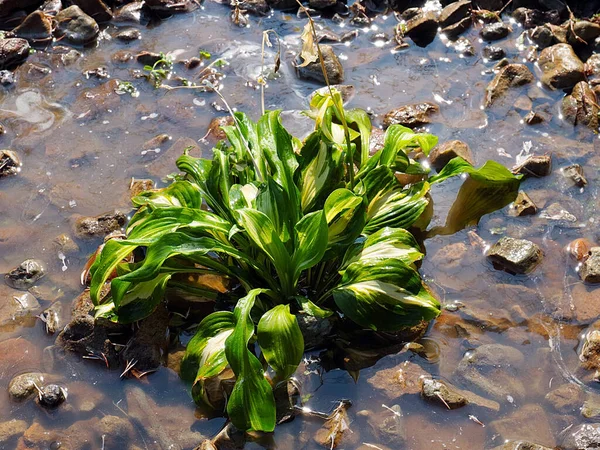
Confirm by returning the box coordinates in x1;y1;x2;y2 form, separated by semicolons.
342;227;423;269
333;258;440;331
131;180;203;209
292;210;328;284
181;311;235;382
257;304;304;380
428;158;522;235
107;273;171;323
323;188;366;257
225;289;276;432
295;296;334;318
298;141;337;212
236;208;293;295
344;108;371;168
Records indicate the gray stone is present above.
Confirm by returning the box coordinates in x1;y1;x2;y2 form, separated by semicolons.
484;63;534;108
455;344;526;402
581;248;600;284
487;237;542;274
8;372;45;401
5;259;45;289
0;150;21;177
538;44;585;90
383;102;439;128
297;313;332;350
0;38;29;69
37;384;66;408
115;28;141;42
480;22;511;41
421;378;467;409
429;140;473;171
482;45;505;61
113;2;145;23
560;424;600;450
73;211;127;239
55;6;99;45
562;82;599;130
296;45;344;85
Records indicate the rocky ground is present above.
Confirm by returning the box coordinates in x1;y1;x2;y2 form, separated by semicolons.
2;0;600;449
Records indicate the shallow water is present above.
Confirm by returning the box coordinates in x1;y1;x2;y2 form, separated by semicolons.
1;3;600;449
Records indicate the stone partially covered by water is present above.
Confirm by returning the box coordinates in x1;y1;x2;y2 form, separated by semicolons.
0;38;29;70
4;259;45;289
420;378;468;409
561;424;600;450
480;22;511;41
562;82;599;130
405;11;438;47
581;248;600;284
296;45;344;85
383;102;439;128
513;191;537;216
55;6;100;45
429;140;473;171
538;43;585;90
484;64;534;108
0;149;21;177
11;11;53;44
8;372;45;401
70;0;113;23
73;210;127;239
487;237;542;275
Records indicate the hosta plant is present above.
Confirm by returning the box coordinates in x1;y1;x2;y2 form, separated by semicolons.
88;89;521;432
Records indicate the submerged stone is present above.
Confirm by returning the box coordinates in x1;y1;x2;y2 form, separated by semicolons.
71;0;113;23
480;22;511;41
482;45;505;61
421;378;468;409
296;45;344;85
489;405;555;448
561;424;600;450
512;154;552;178
562;164;587;187
487;237;542;275
8;372;45;401
484;63;534;108
37;384;66;408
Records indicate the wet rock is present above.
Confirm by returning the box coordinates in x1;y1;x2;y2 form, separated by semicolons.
439;0;471;28
0;38;29;70
113;2;145;23
567;238;593;262
8;372;45;401
115;28;141;42
581;248;600;284
55;314;121;367
562;82;599;130
383;102;439;128
455;344;526;402
560;423;600;450
41;0;62;16
55;6;99;45
545;384;584;413
145;0;197;13
405;11;438;47
513;7;562;29
0;0;43;17
538;44;585;90
0;419;28;444
5;259;45;290
540;202;577;223
512;154;552;178
530;25;554;49
98;415;135;448
429;140;473;171
129;178;154;198
37;384;66;408
487;237;542;275
296;45;344;85
482;45;505;61
568;20;600;47
52;234;79;255
363;404;406;445
240;0;270;16
29;286;63;303
441;16;472;40
0;69;14;85
73;210;127;239
582;398;600;419
142;133;171;156
480;22;511;41
0;149;21;177
39;301;63;334
297;313;333;350
421;378;467;409
11;11;53;44
489;405;555;448
580;327;600;375
484;63;534;108
71;0;112;23
524;111;544;125
513;191;537;216
562;164;587;187
135;51;163;67
120;304;169;374
453;37;475;56
367;360;429;398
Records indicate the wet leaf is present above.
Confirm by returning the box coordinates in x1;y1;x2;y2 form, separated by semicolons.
298;22;319;68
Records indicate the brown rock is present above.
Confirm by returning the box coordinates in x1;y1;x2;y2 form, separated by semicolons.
73;79;122;119
439;0;471;28
513;191;537;216
538;44;585;90
581;248;600;284
73;211;127;239
562;164;588;187
0;419;28;444
0;0;42;17
489;404;555;448
366;361;429;398
405;11;438;47
203;116;235;142
296;45;344;85
11;11;53;43
429;140;473;171
55;5;100;45
545;384;584;413
71;0;112;23
383;102;439;128
421;378;467;409
487;237;542;274
512;154;552;178
0;38;29;70
0;149;21;177
484;64;534;108
562;82;599;130
567;238;593;262
129;178;154;198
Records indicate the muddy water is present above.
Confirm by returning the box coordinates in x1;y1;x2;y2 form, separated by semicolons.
1;3;600;450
